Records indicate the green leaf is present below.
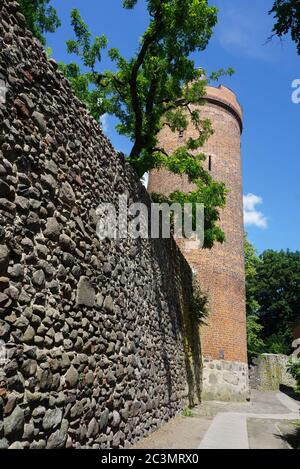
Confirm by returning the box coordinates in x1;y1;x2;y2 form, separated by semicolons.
60;0;231;248
17;0;61;45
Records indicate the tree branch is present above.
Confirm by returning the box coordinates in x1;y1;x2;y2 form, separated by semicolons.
164;98;189;112
151;147;169;158
146;76;159;116
129;0;165;159
187;104;202;134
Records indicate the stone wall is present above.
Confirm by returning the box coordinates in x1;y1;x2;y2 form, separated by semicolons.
249;354;296;391
202;358;249;402
0;0;203;449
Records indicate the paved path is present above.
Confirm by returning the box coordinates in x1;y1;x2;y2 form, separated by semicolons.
198;412;248;449
199;392;300;449
133;391;300;450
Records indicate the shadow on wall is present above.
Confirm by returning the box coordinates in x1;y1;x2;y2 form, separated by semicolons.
181;273;208;407
151;234;206;408
130;182;206;408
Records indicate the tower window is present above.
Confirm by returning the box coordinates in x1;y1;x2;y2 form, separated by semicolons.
179;129;184;139
208;155;212;171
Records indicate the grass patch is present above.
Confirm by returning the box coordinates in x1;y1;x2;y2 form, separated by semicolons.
182;407;194;418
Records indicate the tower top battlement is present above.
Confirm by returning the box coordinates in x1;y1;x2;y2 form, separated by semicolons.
204;85;243;133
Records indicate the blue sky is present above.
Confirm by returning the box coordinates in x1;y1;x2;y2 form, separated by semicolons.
46;0;300;253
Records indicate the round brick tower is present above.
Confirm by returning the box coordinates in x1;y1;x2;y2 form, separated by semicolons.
148;85;249;401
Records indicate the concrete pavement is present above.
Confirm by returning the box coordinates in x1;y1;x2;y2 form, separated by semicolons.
199;391;300;449
133;390;300;450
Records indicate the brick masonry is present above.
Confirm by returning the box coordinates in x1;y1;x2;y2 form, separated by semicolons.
148;85;249;399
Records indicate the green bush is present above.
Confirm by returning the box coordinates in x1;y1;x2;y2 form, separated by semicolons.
264;332;291;355
247;315;265;357
287;359;300;394
182;407;194;418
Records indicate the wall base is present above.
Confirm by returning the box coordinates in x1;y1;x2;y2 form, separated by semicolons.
202;358;249;402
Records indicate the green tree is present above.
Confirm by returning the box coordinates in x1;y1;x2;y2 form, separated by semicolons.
247;315;265;356
17;0;61;45
287;359;300;393
245;241;300;356
254;250;300;354
244;234;260;316
61;1;234;248
269;0;300;54
244;235;265;355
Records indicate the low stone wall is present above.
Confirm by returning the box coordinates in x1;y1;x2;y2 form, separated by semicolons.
202;358;249;401
249;354;296;391
0;1;203;449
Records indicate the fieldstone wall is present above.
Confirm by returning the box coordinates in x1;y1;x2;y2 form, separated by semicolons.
0;0;203;449
202;358;249;402
249;354;296;391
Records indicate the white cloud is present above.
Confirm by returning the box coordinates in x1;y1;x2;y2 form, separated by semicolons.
243;193;268;229
100;113;109;133
244;210;268;229
243;193;262;212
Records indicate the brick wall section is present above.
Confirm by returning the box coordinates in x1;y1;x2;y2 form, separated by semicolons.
148;86;248;364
